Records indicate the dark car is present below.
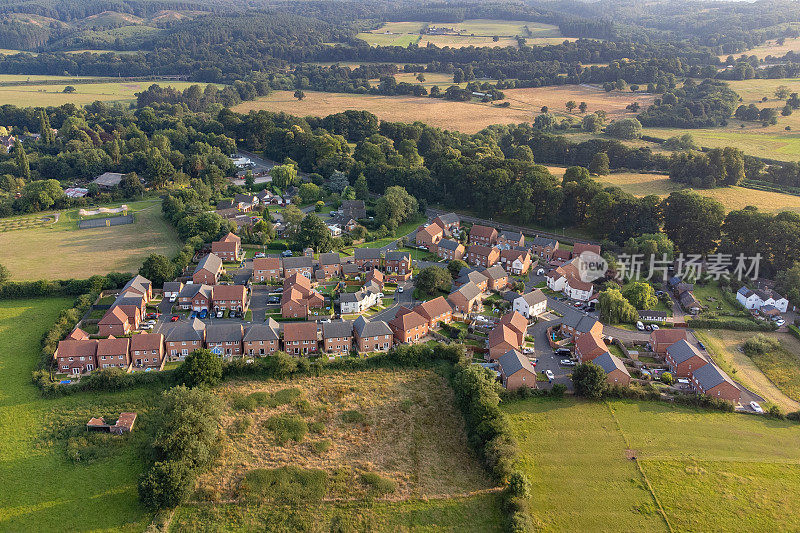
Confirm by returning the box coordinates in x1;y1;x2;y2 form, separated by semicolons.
190;311;198;318
281;249;293;257
198;309;208;319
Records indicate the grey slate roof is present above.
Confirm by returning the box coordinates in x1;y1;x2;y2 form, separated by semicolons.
353;316;392;337
123;274;151;294
339;291;362;303
500;230;522;242
457;270;489;286
593;352;629;377
454;281;482;301
498;349;535;376
531;236;557;248
354;248;382;260
692;363;737;391
206;323;243;343
561;309;599;333
435;212;459;225
243;320;279;341
113;294;144;308
163;281;183;293
483;264;507;280
666;340;706;365
323;320;354;339
282;256;313;269
178;284;212;299
340;200;366;219
195;253;223;275
342;263;359;274
737;286;754;297
385;251;410;262
517;289;547;306
437;239;462;251
165;317;205;342
319;253;341;266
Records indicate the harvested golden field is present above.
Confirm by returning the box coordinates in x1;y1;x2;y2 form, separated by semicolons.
199;369;494;502
233;85;653;133
722;36;800;60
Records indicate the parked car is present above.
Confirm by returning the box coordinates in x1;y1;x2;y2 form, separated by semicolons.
775;319;786;327
190;311;198;318
636;321;645;331
696;341;705;350
545;369;555;382
555;347;571;356
750;401;764;413
560;359;576;366
397;286;404;293
198;309;208;319
254;252;266;258
170;315;179;322
140;324;153;330
645;324;652;331
169;295;177;302
216;310;224;318
281;249;293;257
536;268;544;276
651;324;660;331
522;347;534;355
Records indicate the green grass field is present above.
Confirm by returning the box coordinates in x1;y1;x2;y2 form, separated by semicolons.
505;397;800;532
0;298;156;531
0;198;181;280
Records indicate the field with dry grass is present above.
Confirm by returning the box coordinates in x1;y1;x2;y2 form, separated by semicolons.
233;85;652;133
198;369;494;501
722;36;800;60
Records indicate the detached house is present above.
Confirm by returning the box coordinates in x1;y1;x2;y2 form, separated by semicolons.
650;328;688;355
318;253;342;279
212;284;248;313
571;242;601;259
322;320;354;354
206;323;244;358
193;253;224;285
130;333;164;370
498;311;528;346
211;232;242;262
384;251;412;281
252;257;281;282
665;340;708;378
98;306;133;337
165;318;206;360
469;225;498;246
416;224;444;250
482;264;509;291
690;364;741;403
436;239;465;261
432;213;460;234
353;316;393;352
448;282;483;314
121;275;152;302
413;296;453;328
546;258;594;301
365;269;384;288
487;325;520;362
389;307;429;344
513;290;547;319
282;256;313;278
593;352;631;386
498;231;524;249
178;284;212;311
283;321;319;355
55;339;98;374
457;268;489;292
282;274;324;319
497;349;537;390
560;310;602;340
575;330;607;363
530;236;558;261
96;336;130;370
243;319;281;356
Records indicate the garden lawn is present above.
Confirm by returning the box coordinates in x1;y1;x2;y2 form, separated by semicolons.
505;397;800;532
0;198;180;280
0;298;157;531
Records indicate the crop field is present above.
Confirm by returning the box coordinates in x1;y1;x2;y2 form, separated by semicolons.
0;198;181;280
233;85;652;133
723;36;800;60
0;78;214;107
418;35;519;48
505;397;800;532
694;329;800;412
0;298;157;532
356;31;421;47
176;369;501;530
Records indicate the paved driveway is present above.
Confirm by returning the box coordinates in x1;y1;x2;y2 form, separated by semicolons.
527;314;574;390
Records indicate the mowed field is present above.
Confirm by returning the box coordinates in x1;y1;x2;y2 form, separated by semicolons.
358;19;568;49
233;85;653;133
722;36;800;60
505;397;800;532
0;298;157;531
0;75;219;107
174;369;503;531
0;198;181;280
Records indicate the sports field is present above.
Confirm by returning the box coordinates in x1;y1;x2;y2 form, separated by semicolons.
0;198;181;280
0;298;156;531
233;85;653;133
505;397;800;532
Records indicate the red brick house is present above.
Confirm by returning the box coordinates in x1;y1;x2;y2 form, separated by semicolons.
413;296;453;328
212;284;248;312
211;232;241;262
206;323;243;358
575;330;607;363
384;251;412;281
178;284;212;311
436;239;465;261
120;275;152;302
283;321;319;355
530;236;559;261
165;318;206;360
253;257;281;282
365;268;385;289
318;253;343;279
690;364;741;403
281;274;324;319
55;339;98;374
96;336;130;370
487;325;520;362
431;213;460;234
322;320;354;354
130;333;164;370
353;316;393;353
469;225;498;246
466;245;500;268
447;282;483;314
388;307;429;344
500;248;532;275
416;224;443;250
498;231;524;249
650;328;688;355
593;352;631;386
498;311;528;346
665;340;708;378
354;248;382;270
282;256;314;278
98;306;133;337
482;264;509;291
243;320;280;356
498;349;537;390
571;242;601;259
193;253;224;285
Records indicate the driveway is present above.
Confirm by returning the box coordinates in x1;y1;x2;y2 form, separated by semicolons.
527;314;574;391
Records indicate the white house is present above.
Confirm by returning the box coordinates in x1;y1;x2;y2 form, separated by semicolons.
564;276;594;302
513;290;548;319
328;225;342;237
736;287;789;313
340;283;381;314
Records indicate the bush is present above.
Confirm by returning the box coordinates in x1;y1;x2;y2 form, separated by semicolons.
340;409;366;424
360;472;397;495
550;383;566;398
174;348;222;388
138;459;196;510
661;371;674;385
687;318;776;331
312;439;331;454
743;333;780;357
572;362;608;400
264;414;308;444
